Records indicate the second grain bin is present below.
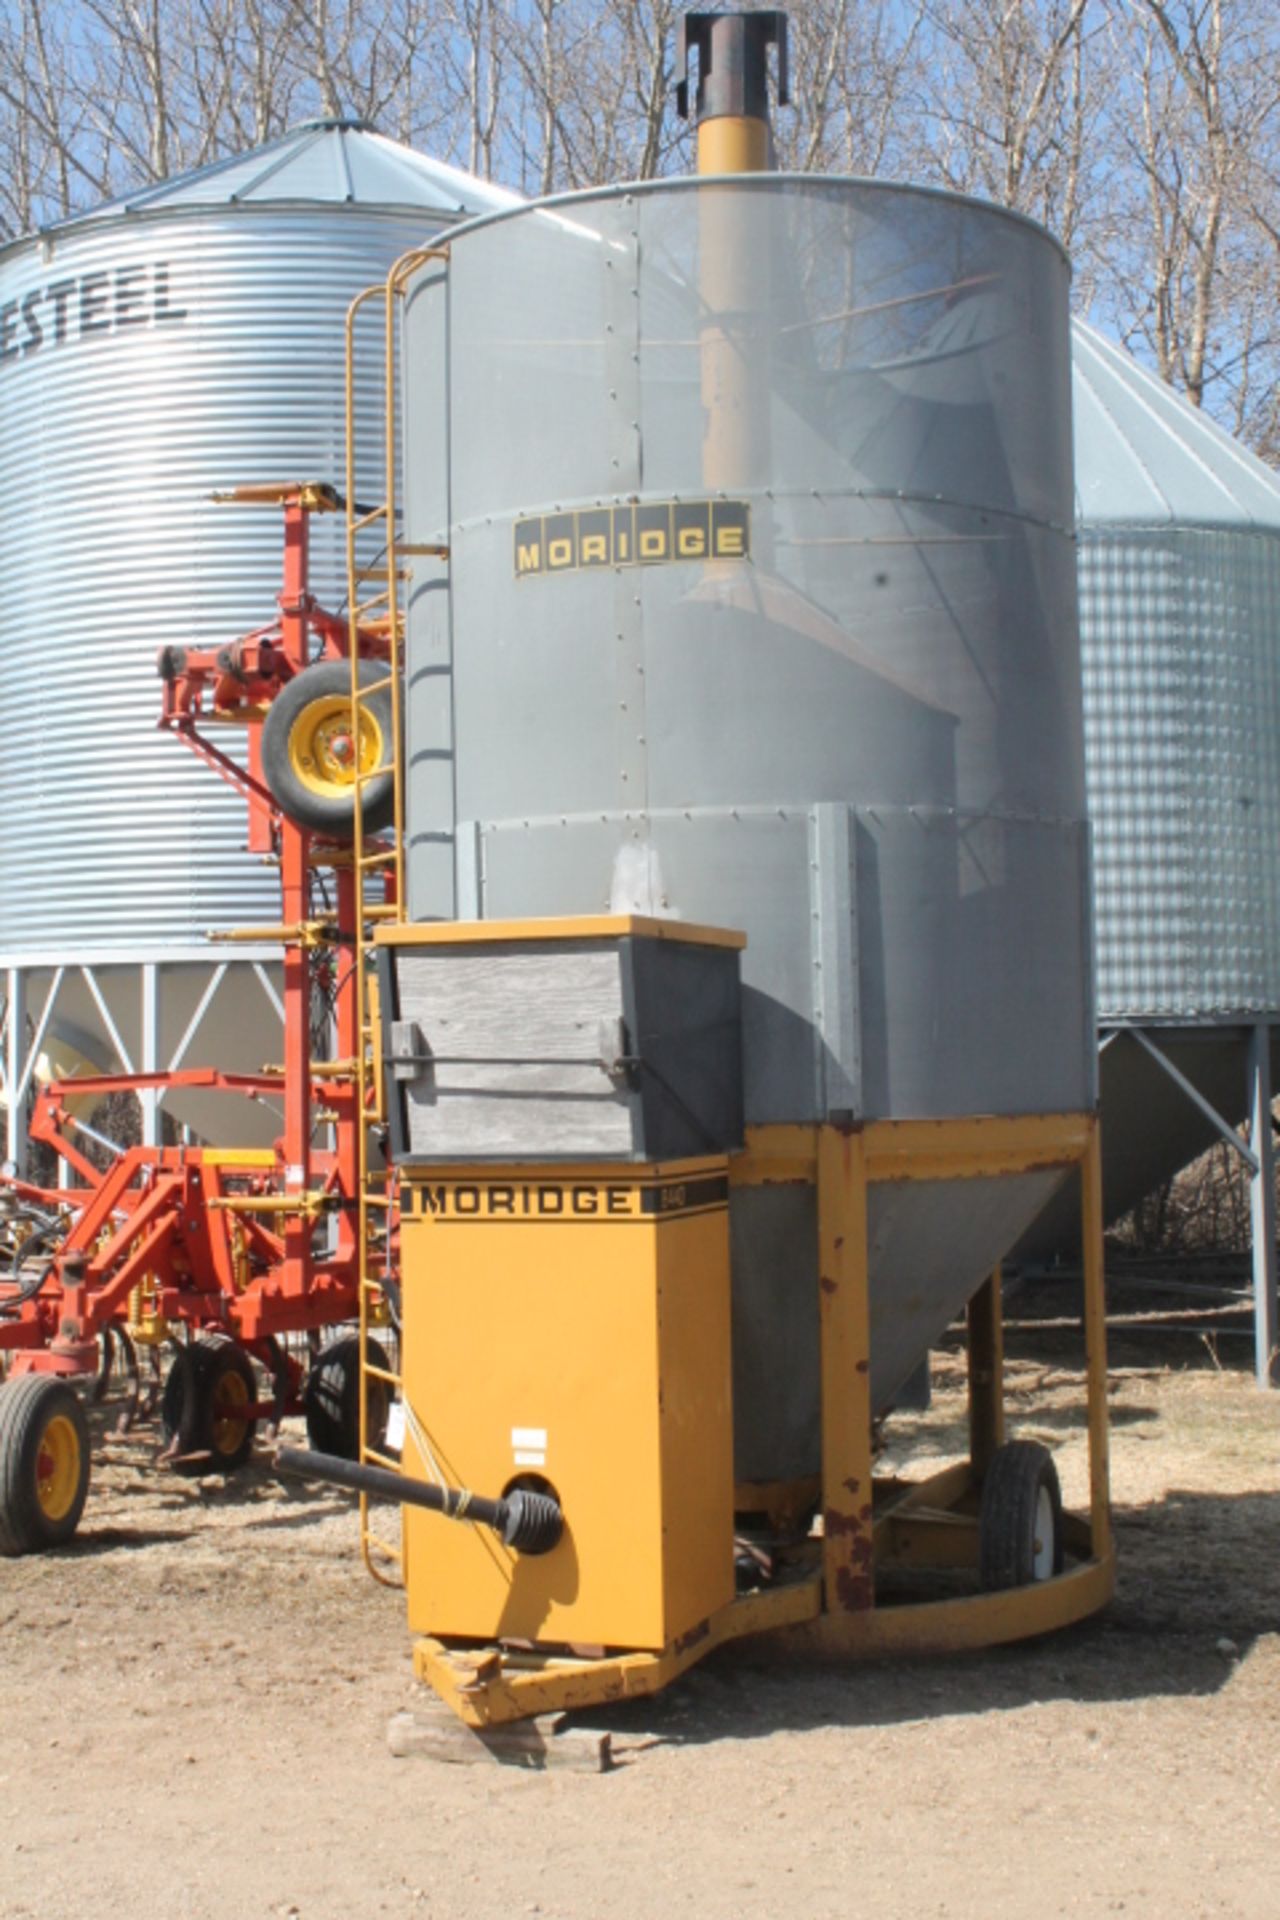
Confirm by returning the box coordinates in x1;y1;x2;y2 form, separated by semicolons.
1068;322;1280;1381
400;176;1094;1480
0;120;516;1161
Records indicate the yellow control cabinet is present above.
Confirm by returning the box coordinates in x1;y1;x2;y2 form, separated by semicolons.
399;1160;735;1652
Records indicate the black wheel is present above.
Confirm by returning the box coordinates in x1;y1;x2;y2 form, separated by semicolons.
260;658;396;839
161;1335;258;1474
978;1439;1064;1591
304;1334;391;1460
0;1374;91;1555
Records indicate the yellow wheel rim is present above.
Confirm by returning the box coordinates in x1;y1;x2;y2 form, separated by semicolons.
35;1414;81;1522
287;695;383;801
210;1368;250;1460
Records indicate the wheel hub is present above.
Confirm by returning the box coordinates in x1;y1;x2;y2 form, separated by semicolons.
211;1371;250;1458
289;695;382;798
1032;1484;1055;1581
35;1414;80;1522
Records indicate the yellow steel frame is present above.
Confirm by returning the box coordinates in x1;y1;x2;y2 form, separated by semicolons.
415;1111;1114;1727
343;244;449;1584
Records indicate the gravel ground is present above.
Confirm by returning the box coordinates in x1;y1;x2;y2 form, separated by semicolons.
0;1313;1276;1920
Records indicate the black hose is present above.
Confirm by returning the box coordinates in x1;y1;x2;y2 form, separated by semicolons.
274;1444;563;1555
0;1214;63;1318
380;1275;403;1334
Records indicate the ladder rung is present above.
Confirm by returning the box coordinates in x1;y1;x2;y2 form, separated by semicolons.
351;505;388;533
363;1447;403;1472
354;567;411;583
353;763;395;786
364;1363;402;1388
358;848;397;869
353;673;394;697
361;1195;393;1209
394;542;449;559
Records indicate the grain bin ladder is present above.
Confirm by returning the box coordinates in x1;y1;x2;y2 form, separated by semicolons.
343;247;450;1583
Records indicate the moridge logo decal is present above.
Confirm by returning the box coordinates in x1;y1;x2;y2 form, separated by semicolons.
514;499;749;577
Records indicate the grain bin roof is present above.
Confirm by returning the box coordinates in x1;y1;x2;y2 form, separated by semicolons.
1073;318;1280;532
26;119;520;239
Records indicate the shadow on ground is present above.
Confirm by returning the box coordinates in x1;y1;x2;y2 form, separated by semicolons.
563;1480;1277;1752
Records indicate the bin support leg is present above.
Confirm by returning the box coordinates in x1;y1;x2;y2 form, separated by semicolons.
5;968;26;1174
967;1267;1005;1478
140;963;160;1151
1249;1023;1279;1388
1081;1123;1112;1560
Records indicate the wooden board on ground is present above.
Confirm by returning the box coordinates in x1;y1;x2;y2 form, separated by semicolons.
387;1701;612;1773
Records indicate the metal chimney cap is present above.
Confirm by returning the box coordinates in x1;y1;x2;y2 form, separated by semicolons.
675;10;790;122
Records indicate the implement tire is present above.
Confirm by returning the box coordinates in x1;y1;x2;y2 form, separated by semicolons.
978;1440;1064;1591
261;658;395;839
304;1334;391;1461
161;1335;258;1475
0;1374;91;1555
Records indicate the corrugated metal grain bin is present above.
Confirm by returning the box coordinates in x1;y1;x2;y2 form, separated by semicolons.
0;121;515;1152
1023;322;1280;1246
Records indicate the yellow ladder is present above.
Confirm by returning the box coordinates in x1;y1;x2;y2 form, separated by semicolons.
343;245;449;1584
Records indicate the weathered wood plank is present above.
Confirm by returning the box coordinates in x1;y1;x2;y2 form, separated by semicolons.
396;943;637;1158
386;1704;612;1773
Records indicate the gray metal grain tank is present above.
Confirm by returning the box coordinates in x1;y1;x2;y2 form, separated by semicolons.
0;121;515;1158
1020;322;1280;1258
401;177;1094;1478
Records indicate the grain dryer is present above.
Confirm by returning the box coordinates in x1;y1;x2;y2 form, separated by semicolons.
280;8;1115;1726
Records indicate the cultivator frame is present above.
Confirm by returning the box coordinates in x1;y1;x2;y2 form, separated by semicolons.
0;483;397;1541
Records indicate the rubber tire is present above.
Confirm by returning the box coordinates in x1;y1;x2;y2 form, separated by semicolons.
260;658;395;839
0;1374;91;1555
978;1439;1065;1591
161;1335;258;1474
303;1334;391;1461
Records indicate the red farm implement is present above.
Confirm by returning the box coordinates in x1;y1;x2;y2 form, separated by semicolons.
0;484;397;1553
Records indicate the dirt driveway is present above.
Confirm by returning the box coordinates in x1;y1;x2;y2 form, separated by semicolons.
1;1326;1276;1920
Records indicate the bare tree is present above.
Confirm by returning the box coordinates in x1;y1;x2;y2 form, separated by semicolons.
1097;0;1280;423
905;0;1098;250
436;0;505;175
2;0;1280;465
